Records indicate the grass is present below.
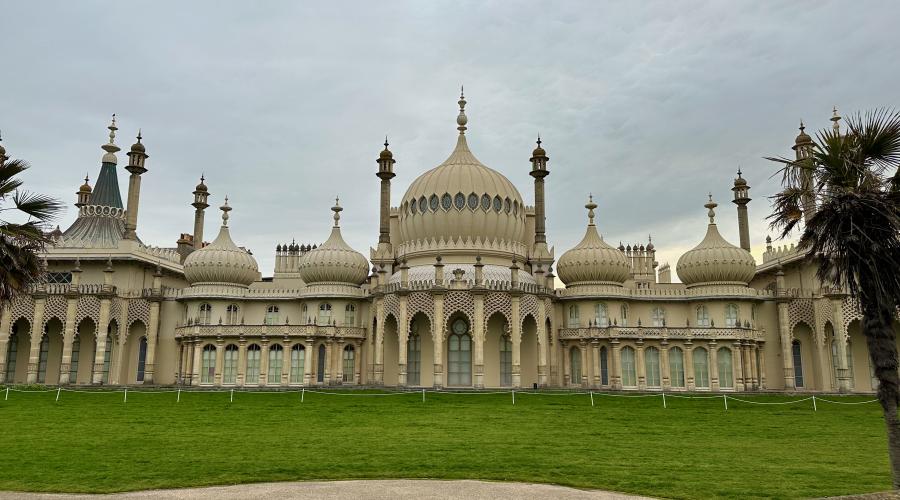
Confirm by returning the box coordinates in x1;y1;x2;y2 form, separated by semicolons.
0;387;890;499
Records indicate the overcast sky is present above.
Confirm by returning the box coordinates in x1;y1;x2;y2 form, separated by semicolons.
3;1;898;277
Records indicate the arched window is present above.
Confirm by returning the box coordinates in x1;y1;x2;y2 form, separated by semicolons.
37;335;50;383
567;305;580;328
301;303;309;322
136;337;148;382
792;340;804;388
696;305;710;327
268;344;284;384
102;333;113;384
246;344;261;384
224;344;239;384
345;304;356;326
620;304;628;326
265;305;280;325
290;344;305;384
725;304;739;328
226;304;240;325
5;331;18;382
669;347;685;388
201;344;216;384
621;346;637;387
199;303;212;325
69;335;80;383
600;346;609;385
342;345;355;382
500;334;512;386
318;303;333;325
595;303;609;327
693;347;709;388
651;307;666;327
645;346;661;387
570;347;582;385
447;319;472;386
408;329;421;386
718;347;733;389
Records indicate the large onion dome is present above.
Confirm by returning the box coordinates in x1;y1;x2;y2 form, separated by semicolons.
397;91;527;257
557;196;630;287
184;198;259;286
298;199;369;286
676;197;756;288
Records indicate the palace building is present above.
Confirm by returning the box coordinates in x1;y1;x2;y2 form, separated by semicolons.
0;96;882;393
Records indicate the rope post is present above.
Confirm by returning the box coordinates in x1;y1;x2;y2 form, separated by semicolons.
124;387;128;404
230;389;234;403
177;388;181;403
662;392;667;409
812;395;817;412
4;387;7;400
56;387;61;402
723;393;727;410
301;387;305;403
512;390;515;405
422;388;425;403
590;391;594;407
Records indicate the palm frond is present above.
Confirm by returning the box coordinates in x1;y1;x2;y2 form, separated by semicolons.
11;190;64;222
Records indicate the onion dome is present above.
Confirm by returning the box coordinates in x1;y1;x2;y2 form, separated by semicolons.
676;196;756;288
298;198;369;286
398;90;526;255
78;175;93;194
379;137;393;160
130;129;146;154
195;175;208;193
183;198;259;286
532;135;546;157
557;195;631;287
794;121;813;146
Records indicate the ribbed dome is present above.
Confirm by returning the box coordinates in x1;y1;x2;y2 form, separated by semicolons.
298;202;369;286
184;201;259;286
557;198;630;286
676;199;756;288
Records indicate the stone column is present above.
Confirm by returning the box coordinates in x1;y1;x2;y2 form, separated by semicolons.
591;341;601;388
260;339;270;386
685;343;695;390
374;297;384;384
0;305;11;383
144;298;161;384
660;342;671;390
829;295;851;392
304;339;314;386
536;298;548;386
432;292;445;388
562;341;571;386
59;292;78;384
26;294;47;384
473;291;485;388
511;294;522;388
237;339;247;386
282;339;292;386
398;294;409;386
335;339;346;384
749;343;759;390
636;343;646;390
758;344;767;389
112;302;128;385
709;341;719;391
777;301;795;389
354;340;363;384
611;340;622;389
324;339;333;385
191;339;203;386
733;342;745;391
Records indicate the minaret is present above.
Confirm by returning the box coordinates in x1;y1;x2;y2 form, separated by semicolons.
831;106;842;134
373;136;396;268
530;135;549;244
124;130;148;240
732;168;752;251
192;175;210;251
792;122;816;224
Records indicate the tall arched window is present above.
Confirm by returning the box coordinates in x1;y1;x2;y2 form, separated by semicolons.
594;303;609;327
5;331;18;382
447;319;472;386
693;347;709;388
651;307;666;327
268;344;284;384
696;305;710;327
718;347;733;389
290;344;305;384
342;345;355;382
136;337;148;382
645;346;661;387
69;335;80;383
500;334;512;386
600;346;609;385
37;335;49;383
265;305;280;325
223;344;238;384
621;346;637;387
792;340;804;388
201;344;216;384
199;303;212;325
226;304;240;325
246;344;261;384
567;305;580;327
620;304;628;326
570;347;582;385
318;303;333;325
669;346;685;388
408;329;421;386
725;304;739;327
345;304;356;326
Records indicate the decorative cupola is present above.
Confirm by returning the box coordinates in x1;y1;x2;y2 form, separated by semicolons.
298;198;370;288
183;197;260;287
557;195;630;288
76;175;93;208
676;196;756;288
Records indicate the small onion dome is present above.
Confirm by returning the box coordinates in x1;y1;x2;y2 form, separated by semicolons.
532;136;546;157
195;175;208;192
557;195;630;286
379;138;393;160
130;130;145;153
183;198;259;286
78;175;93;194
676;197;756;288
794;122;813;146
298;198;369;286
734;169;747;187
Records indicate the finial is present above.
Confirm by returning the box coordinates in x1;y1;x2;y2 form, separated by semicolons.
100;113;121;159
220;196;231;226
585;194;597;225
799;120;805;132
137;129;142;143
457;86;468;134
84;173;90;184
736;166;742;177
332;196;343;227
831;106;841;133
200;173;205;183
704;194;718;224
537;134;541;147
384;136;389;149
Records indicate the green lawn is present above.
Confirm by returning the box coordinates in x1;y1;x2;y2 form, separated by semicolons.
0;388;889;499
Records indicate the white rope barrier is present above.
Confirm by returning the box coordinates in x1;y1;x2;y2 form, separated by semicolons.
815;397;880;405
726;396;814;405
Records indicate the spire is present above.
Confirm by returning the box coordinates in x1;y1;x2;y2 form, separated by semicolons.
585;193;597;225
831;106;842;134
332;196;343;228
705;194;717;224
101;114;120;164
220;196;231;226
456;86;467;135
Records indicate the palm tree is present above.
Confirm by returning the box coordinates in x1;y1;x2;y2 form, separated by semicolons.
0;158;64;304
768;108;900;488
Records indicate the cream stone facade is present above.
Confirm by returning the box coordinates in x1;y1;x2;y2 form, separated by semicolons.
0;101;890;392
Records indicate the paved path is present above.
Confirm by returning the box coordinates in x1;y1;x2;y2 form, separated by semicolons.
1;480;655;499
